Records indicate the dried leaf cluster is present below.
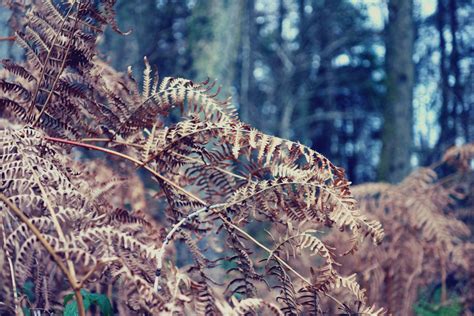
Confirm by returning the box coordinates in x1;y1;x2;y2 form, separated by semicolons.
0;1;471;316
324;144;474;315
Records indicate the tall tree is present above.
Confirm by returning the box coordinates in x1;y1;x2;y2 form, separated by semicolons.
300;0;383;183
188;0;242;94
435;0;469;153
238;0;256;125
101;1;192;77
378;0;414;182
435;0;455;153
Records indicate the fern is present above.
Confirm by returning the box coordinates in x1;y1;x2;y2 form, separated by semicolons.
326;162;473;315
0;1;391;315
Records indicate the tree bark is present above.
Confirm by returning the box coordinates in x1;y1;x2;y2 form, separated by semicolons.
240;0;255;125
448;0;465;141
190;0;241;94
378;0;414;182
435;0;455;153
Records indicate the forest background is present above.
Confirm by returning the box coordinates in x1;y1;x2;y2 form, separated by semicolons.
3;0;471;184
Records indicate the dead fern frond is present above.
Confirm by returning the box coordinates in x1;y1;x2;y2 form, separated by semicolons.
443;143;474;170
325;160;473;315
0;1;391;314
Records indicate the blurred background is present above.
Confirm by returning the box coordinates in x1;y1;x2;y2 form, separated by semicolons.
1;0;472;184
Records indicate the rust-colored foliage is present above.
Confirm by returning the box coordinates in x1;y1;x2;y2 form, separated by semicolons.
324;144;474;315
0;1;471;316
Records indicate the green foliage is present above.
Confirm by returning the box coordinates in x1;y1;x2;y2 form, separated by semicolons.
63;289;113;316
21;280;35;302
18;280;35;316
22;307;31;316
414;288;462;316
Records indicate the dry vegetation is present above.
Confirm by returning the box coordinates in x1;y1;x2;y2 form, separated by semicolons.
0;1;472;315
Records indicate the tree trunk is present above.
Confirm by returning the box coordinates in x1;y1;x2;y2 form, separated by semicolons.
435;0;455;153
190;0;241;94
448;0;465;141
275;0;294;139
378;0;414;182
239;0;255;125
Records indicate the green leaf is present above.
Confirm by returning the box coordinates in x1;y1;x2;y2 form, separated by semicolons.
22;280;36;302
63;301;79;316
63;289;114;316
89;293;113;316
63;290;113;316
63;293;75;306
80;289;90;297
22;306;31;316
414;287;462;316
63;292;92;316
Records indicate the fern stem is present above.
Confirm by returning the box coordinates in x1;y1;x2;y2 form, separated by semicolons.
15;134;81;286
0;36;16;41
78;257;119;288
1;219;20;315
6;257;19;315
154;204;224;291
138;125;252;168
25;158;79;281
80;137;144;148
219;216;348;309
44;136;348;310
172;151;248;180
45;136;206;204
30;1;78;123
219;215;310;284
0;193;86;316
80;137;248;181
